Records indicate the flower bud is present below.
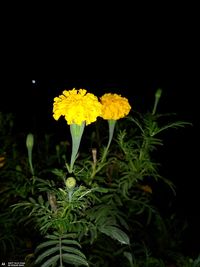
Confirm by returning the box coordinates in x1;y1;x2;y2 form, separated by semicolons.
65;177;76;190
26;133;34;150
155;88;162;99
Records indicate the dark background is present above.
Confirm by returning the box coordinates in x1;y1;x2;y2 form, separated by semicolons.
0;0;199;260
0;77;199;255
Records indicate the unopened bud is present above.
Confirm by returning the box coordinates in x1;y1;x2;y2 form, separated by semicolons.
65;177;76;190
26;133;34;149
155;88;162;99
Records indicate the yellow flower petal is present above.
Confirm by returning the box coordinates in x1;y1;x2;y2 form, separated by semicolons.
100;93;131;120
53;88;102;125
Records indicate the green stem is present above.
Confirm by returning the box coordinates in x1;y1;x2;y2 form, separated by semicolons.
69;122;85;173
90;120;116;181
101;119;116;163
107;119;116;150
26;133;35;176
68;190;73;202
152;88;162;115
59;235;63;267
28;150;34;176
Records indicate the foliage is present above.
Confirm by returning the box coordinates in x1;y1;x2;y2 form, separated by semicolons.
0;90;196;266
34;232;88;267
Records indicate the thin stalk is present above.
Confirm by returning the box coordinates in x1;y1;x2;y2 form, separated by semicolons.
101;119;116;163
69;122;85;173
59;235;63;267
152;88;162;115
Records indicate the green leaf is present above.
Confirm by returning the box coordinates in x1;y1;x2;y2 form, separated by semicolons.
38;195;44;205
29;197;36;204
40;255;59;267
92;187;109;193
61;239;81;247
100;225;130;245
62;246;87;258
129;117;144;133
124;252;134;267
35;246;59;264
35;240;59;253
45;234;60;240
62;253;89;266
51;168;65;178
61;233;77;239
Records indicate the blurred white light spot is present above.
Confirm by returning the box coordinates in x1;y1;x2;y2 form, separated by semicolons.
32;80;36;84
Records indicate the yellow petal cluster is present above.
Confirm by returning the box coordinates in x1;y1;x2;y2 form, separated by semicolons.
100;93;131;120
53;89;102;125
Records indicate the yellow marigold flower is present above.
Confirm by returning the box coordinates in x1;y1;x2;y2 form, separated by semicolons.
100;93;131;120
53;88;102;125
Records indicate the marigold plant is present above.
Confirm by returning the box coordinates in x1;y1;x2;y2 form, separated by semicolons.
99;93;132;161
100;93;131;120
53;88;102;125
3;87;192;266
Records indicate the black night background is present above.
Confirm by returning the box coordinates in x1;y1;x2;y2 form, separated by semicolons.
1;0;200;264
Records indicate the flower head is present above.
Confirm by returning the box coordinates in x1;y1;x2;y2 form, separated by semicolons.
100;93;131;120
53;88;102;125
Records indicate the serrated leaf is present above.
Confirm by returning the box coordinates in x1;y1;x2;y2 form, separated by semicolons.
62;246;87;258
100;225;130;245
116;213;129;230
35;246;59;264
40;255;59;267
62;253;89;266
124;252;134;267
35;240;59;252
89;226;97;244
61;239;81;247
61;233;77;239
45;234;59;240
